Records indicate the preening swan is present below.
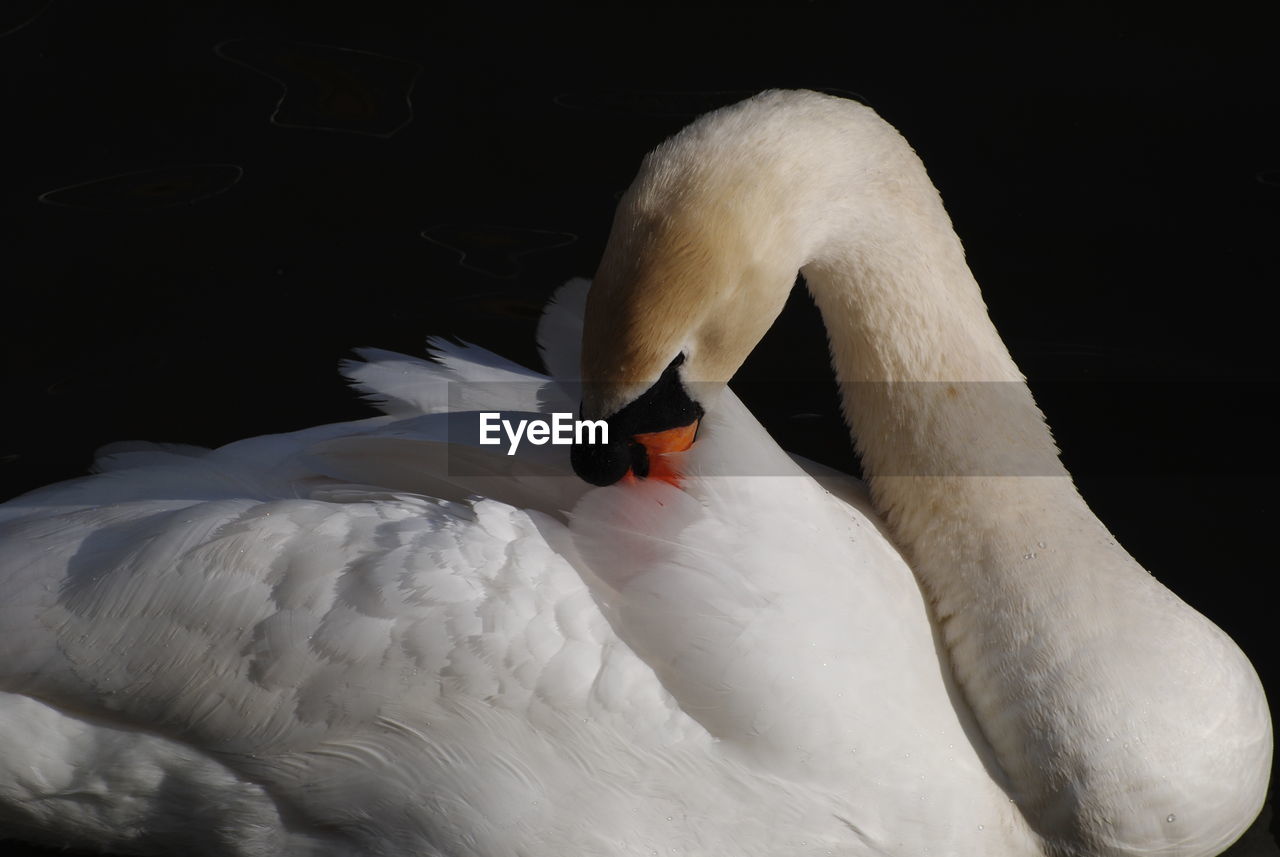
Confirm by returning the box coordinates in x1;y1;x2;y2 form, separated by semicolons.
0;90;1270;857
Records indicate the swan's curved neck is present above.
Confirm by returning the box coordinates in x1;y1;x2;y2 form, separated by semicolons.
612;91;1268;854
741;101;1072;525
800;194;1069;500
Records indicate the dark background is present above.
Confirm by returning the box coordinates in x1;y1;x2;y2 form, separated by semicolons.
1;1;1276;853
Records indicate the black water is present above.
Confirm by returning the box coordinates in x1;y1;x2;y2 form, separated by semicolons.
1;2;1276;853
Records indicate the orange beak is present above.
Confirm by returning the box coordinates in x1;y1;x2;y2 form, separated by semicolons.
626;420;700;485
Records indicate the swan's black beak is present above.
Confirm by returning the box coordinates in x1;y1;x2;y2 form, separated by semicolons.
570;354;703;487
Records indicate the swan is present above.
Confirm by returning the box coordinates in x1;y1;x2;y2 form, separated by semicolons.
0;89;1270;857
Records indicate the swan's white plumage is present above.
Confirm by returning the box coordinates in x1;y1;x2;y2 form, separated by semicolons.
2;303;966;857
0;91;1270;857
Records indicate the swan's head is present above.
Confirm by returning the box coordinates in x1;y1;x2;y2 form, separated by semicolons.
570;147;804;486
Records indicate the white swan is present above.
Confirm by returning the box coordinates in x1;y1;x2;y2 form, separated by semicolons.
0;90;1270;857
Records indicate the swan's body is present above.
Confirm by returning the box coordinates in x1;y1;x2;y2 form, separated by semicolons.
0;91;1270;857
